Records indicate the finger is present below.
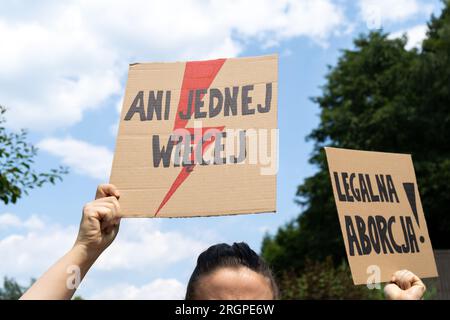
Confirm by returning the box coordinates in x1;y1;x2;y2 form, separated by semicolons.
92;206;117;230
106;218;121;234
405;282;426;300
392;270;409;289
398;270;414;290
95;184;120;200
94;196;121;217
106;196;122;217
411;274;425;289
83;202;117;227
103;217;121;237
384;283;402;300
95;185;120;200
91;203;117;220
391;269;407;281
408;272;426;294
99;206;122;230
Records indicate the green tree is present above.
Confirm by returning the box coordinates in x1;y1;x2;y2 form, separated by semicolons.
0;277;84;300
0;106;67;204
0;277;33;300
414;1;450;248
262;1;450;297
278;258;383;300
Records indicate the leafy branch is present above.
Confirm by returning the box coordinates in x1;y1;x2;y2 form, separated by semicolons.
0;105;68;204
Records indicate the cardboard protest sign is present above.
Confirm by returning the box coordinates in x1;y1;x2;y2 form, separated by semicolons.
110;55;278;218
325;147;438;285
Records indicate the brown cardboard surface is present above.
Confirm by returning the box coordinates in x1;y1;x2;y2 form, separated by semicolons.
110;55;278;218
325;147;438;285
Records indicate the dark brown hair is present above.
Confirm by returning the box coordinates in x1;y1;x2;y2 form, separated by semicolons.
185;242;279;300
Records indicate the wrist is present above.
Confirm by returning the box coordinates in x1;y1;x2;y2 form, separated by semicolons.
71;242;102;265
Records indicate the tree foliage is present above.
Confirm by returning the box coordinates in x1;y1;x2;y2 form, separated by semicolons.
262;1;450;297
278;257;383;300
0;106;68;204
0;277;33;300
0;276;84;300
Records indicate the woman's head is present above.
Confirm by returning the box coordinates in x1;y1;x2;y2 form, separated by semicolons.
185;242;279;300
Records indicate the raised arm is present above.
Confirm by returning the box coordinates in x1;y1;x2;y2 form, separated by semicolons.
20;184;121;300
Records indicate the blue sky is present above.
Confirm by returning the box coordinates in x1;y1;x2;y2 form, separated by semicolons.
0;0;444;299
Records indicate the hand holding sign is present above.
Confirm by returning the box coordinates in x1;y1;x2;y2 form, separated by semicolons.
384;269;426;300
75;185;121;257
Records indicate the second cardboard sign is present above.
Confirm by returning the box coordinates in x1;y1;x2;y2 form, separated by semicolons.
325;147;437;285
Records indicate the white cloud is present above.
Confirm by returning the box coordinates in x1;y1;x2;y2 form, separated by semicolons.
388;24;428;50
109;122;119;137
0;0;346;131
0;213;45;230
23;215;46;230
96;219;207;271
109;97;123;136
258;226;271;234
0;213;208;294
359;0;434;28
0;15;121;131
0;213;22;228
37;137;113;180
89;278;185;300
0;215;76;278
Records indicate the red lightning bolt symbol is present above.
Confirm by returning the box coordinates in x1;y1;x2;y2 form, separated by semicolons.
154;58;226;216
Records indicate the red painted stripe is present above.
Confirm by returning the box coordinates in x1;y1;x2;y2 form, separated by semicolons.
173;59;226;130
155;58;226;216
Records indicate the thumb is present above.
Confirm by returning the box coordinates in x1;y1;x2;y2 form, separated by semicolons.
405;285;426;300
384;283;402;300
96;184;120;200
